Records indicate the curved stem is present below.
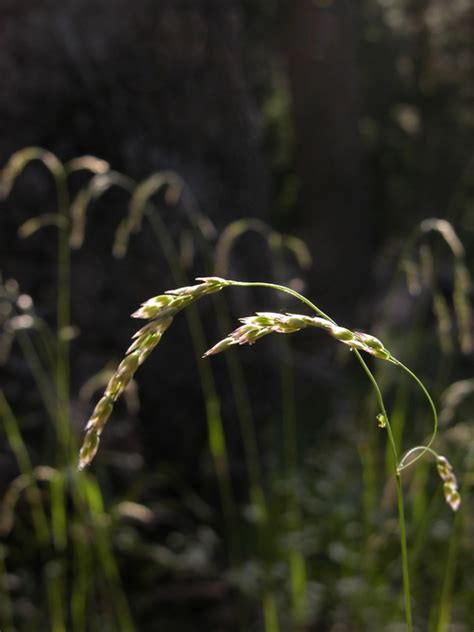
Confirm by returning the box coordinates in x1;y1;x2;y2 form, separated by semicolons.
399;445;439;469
227;280;335;323
225;280;413;630
392;358;438;472
352;353;413;632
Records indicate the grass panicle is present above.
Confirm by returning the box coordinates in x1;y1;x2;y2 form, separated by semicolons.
203;311;391;360
78;277;229;470
77;275;464;630
79;277;461;517
3;148;467;630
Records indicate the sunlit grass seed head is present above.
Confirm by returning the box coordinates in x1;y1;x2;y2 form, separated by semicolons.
436;455;461;511
203;311;392;361
78;277;229;469
443;484;461;512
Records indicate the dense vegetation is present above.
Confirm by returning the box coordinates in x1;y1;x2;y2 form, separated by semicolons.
0;1;473;630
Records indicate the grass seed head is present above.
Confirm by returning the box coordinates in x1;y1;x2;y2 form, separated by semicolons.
436;455;461;511
204;311;392;361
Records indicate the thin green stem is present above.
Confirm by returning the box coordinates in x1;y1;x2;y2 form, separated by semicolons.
392;358;438;472
352;352;413;632
227;280;335;323
225;280;414;630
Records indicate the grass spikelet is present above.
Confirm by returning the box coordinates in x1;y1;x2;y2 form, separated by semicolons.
203;311;391;360
78;277;229;469
436;456;461;511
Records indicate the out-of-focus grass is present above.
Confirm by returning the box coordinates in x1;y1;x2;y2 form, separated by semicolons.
0;149;472;631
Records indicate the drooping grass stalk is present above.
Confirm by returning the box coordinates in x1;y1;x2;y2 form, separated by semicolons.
394;360;438;473
79;276;461;631
230;281;413;628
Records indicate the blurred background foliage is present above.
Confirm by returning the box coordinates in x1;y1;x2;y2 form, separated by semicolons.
0;0;473;630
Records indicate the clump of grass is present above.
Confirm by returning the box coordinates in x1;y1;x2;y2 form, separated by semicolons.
78;276;462;631
0;149;142;630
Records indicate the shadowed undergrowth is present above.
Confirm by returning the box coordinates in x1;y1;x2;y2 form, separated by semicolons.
0;148;472;631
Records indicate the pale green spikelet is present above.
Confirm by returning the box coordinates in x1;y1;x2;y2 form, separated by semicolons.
436;455;461;511
78;277;229;469
204;311;392;361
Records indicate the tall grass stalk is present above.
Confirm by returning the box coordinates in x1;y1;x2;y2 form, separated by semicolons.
79;276;461;630
355;353;413;630
232;281;414;629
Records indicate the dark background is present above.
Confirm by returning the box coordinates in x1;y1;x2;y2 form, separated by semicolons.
0;1;473;630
